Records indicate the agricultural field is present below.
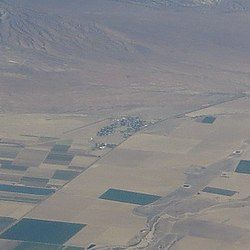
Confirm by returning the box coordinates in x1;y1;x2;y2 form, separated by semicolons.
0;97;249;249
1;0;250;249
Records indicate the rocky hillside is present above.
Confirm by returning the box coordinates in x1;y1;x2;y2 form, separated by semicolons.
0;1;149;61
111;0;249;11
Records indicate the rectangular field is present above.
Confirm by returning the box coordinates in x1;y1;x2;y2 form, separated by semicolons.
0;146;21;159
0;184;55;196
235;160;250;174
0;218;85;244
202;186;237;196
44;153;74;165
99;188;161;205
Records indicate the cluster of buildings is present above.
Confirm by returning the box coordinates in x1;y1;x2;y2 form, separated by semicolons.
97;116;148;138
94;142;117;150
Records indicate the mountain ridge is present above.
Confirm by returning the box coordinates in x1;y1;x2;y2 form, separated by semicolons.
109;0;248;11
0;0;150;62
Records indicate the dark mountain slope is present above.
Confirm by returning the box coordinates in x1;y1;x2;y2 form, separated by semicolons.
110;0;250;11
1;0;250;115
0;0;149;61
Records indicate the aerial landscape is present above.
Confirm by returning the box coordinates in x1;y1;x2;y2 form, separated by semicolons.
1;0;250;249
